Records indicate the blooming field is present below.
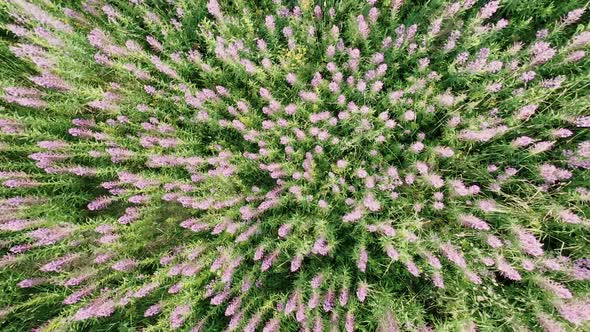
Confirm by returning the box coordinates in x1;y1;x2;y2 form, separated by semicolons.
1;0;589;331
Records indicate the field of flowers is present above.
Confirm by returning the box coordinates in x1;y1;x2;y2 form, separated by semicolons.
1;0;589;331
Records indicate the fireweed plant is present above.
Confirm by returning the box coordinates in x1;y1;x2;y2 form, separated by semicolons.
0;0;589;331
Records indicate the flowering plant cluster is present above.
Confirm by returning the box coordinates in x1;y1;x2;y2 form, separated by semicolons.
1;0;589;331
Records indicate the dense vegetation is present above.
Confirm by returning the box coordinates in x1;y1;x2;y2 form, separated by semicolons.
1;0;589;331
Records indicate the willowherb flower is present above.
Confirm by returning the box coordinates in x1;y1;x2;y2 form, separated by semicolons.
571;259;590;280
357;247;368;272
567;50;586;62
170;304;191;329
557;209;583;224
207;0;223;19
262;317;280;332
562;8;585;26
538;163;572;184
40;254;78;272
570;31;590;49
555;299;590;326
30;71;70;91
356;281;369;302
111;259;137;272
64;286;95;305
537;313;565;332
18;278;45;288
478;1;500;20
73;297;116;321
357;15;370;39
496;257;522;281
530;41;556;65
520;71;537;83
459;214;490;230
512;135;538;147
538;277;572;299
515;229;544;256
144;303;162;317
541;76;566;89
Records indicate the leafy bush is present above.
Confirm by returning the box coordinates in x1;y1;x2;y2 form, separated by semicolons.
1;0;589;331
